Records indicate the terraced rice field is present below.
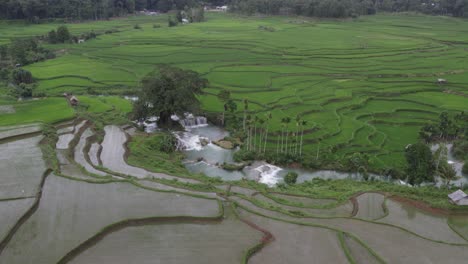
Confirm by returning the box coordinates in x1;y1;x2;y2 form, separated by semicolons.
1;13;467;171
1;12;468;263
1;121;468;263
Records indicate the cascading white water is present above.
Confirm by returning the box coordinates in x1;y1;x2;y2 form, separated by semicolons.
173;131;208;151
254;164;283;187
179;113;208;128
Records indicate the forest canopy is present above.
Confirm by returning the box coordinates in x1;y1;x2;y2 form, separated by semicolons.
0;0;466;21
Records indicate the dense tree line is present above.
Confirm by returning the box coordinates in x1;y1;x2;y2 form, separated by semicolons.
0;0;224;21
0;0;136;21
229;0;468;18
1;0;466;20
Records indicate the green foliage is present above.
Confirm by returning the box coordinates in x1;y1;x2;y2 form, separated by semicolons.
132;65;208;125
47;30;58;44
233;149;256;162
168;16;178;27
134;24;141;29
11;68;33;85
221;162;246;171
419;111;466;142
454;140;468;160
284;171;298;185
7;38;53;65
0;0;137;20
229;0;468;18
56;25;71;43
405;142;435;185
463;162;468;176
188;7;205;22
157;134;178;153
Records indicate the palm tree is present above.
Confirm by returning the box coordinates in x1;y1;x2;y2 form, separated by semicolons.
258;117;265;153
243;99;248;132
300;120;307;157
253;115;258;152
280;117;286;153
264;112;272;154
316;138;321;160
246;114;252;151
295;115;301;154
284;117;291;154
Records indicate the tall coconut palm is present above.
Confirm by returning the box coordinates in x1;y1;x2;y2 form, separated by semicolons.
300;120;307;157
264;112;272;154
295;115;301;155
243;99;248;132
280;117;288;153
284;117;291;154
253;115;258;152
246;114;252;151
316;138;321;160
257;117;265;153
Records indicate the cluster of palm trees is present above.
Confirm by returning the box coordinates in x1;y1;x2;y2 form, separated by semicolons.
276;115;308;156
242;99;308;157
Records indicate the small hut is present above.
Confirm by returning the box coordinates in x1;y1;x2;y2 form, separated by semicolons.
448;190;468;205
69;96;79;106
437;78;447;84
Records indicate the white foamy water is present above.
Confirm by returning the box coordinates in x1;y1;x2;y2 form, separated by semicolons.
179;113;208;128
255;164;283;187
174;131;208;151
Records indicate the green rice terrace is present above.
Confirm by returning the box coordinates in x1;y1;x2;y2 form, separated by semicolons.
1;11;468;263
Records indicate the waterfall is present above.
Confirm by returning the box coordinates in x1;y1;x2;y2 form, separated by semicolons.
254;164;283;187
179;113;208;128
173;131;208;151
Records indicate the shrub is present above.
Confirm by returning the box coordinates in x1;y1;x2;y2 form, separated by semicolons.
463;162;468;176
233;149;256;162
134;24;141;29
284;171;298;185
56;25;71;43
168;16;178;27
11;68;33;84
157;134;177;153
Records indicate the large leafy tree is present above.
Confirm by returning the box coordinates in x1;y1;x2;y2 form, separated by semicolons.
133;65;208;126
405;142;435;185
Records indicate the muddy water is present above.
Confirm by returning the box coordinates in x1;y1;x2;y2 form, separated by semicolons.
0;175;220;264
101;125;200;183
354;193;386;220
379;199;465;243
237;208;349;264
69;206;262;264
0;198;35;241
0;135;46;200
74;128;108;176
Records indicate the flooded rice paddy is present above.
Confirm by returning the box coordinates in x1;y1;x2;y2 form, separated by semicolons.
1;122;468;263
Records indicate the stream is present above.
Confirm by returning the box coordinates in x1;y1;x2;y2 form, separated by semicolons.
133;110;466;187
173;118;387;186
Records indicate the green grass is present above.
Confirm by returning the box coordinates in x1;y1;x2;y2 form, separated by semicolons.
0;98;75;126
0;12;467;171
126;133;193;176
